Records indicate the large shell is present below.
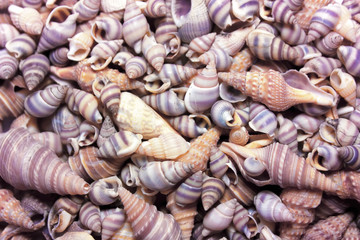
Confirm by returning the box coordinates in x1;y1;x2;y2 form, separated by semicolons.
32;131;63;156
118;186;182;240
218;69;335;111
138;161;193;192
328;171;360;202
176;127;222;172
19;53;50;91
0;128;90;195
24;85;68;118
8;5;43;35
67;31;94;62
5;33;36;59
0;49;18;80
72;0;100;22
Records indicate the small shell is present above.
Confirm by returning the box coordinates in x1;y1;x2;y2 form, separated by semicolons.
79;201;101;233
49;47;70;67
292;44;322;66
206;0;231;29
91;16;122;43
55;232;95;240
201;175;225;211
315;32;344;57
141;34;165;71
19;53;50;91
209;146;229;179
101;208;126;240
337;45;360;77
52;105;81;144
88;176;122;206
67;31;94;62
254;190;294;222
0;49;19;80
97;131;143;159
24;84;68;118
123;0;149;53
276;113;298;152
232;0;259;22
175;171;203;206
186;32;216;61
77;120;99;147
142;87;187;116
202;199;237;236
100;82;121;116
232;202;249;235
229;126;249;146
120;163;141;188
293;113;324;135
97;116;116;147
125;56;148;79
142;0;166;18
219;82;247;103
198;47;233;72
332;118;359;146
167;114;211;138
330;68;356;107
8;5;43;35
230;48;256;73
136;132;190;160
100;0;125;13
0;23;20;48
279;23;307;45
248;102;277;137
72;0;100;22
211;100;239;129
88;40;123;70
5;33;36;59
300;56;342;78
271;0;296;24
308;144;341;171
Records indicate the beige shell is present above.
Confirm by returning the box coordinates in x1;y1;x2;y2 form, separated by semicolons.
330;68;356;107
8;5;43;35
67;31;94;62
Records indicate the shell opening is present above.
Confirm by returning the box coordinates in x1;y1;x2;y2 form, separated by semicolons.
171;0;192;27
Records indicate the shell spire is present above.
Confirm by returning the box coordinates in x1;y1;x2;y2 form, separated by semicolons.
0;128;90;195
118;186;182;240
218;69;335;111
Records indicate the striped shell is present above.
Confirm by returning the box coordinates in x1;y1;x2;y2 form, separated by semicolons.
141;34;166;71
201;175;225;211
72;0;100;22
49;47;70;67
232;0;259;22
67;31;94;62
5;33;36;59
206;0;231;29
19;53;50;91
175;171;203;206
337;45;360;77
79;201;101;233
167;114;211;138
91;16;123;42
8;5;43;35
88;40;123;70
330;68;356;107
0;49;18;80
89;176;122;206
0;23;19;48
100;82;121;116
101;208;126;240
125;56;148;79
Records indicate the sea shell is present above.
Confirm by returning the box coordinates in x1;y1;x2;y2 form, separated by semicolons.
32;131;63;156
307;4;357;43
230;48;255;73
125;56;148;79
185;32;216;61
79;201;101;233
91;15;122;43
99;82;121;116
303;212;354;239
88;176;122;206
118;186;182;240
0;49;18;80
328;171;360;202
232;0;259;22
248;102;277;137
97;116;116;147
141;34;166;71
292;44;322;66
307;144;342;171
220;141;337;192
0;128;90;195
206;0;231;29
19;53;50;91
49;47;70;67
72;0;100;22
5;33;36;59
202;198;237;236
167;114;211;138
123;0;149;53
171;0;213;43
115;91;179;139
337;145;360;171
184;62;219;113
276;113;298;152
87;39;123;70
24;84;68;118
254;190;294;222
279;23;307;45
112;50;134;68
293;113;324;135
337;45;360;77
77;120;99;148
67;31;94;62
300;56;342;78
175;171;202;206
120;163;141;188
176;127;222;172
0;23;20;48
198;47;233;72
37;6;79;53
142;0;166;17
210;100;239;129
315;31;344;57
316;193;351;220
8;5;43;35
138;161;193;192
218;69;335;112
100;208;127;240
55;231;95;240
342;221;360;239
229;126;249;146
330;68;356;107
209;146;229;178
201;175;225;211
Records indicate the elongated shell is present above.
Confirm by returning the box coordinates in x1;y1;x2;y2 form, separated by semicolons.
176;127;222;172
72;0;100;22
24;85;68;118
175;171;202;206
220;142;337;192
141;34;166;71
0;23;19;48
218;69;335;112
167;114;211;138
248;102;277;137
115;91;178;139
330;68;356;107
138;161;193;192
52;105;81;144
337;45;360;77
101;208;126;240
202;198;237;236
118;186;182;240
0;128;90;195
276;113;298;152
186;32;216;61
19;53;50;91
67;31;94;62
8;5;43;35
209;146;229;178
0;49;18;80
201;175;225;211
5;33;36;59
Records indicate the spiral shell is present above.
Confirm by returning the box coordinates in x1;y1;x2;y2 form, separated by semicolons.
88;39;123;70
0;23;19;48
5;33;36;59
65;87;103;124
206;0;231;29
343;221;360;239
175;171;202;206
300;56;342;78
32;131;63;156
52;105;81;144
307;144;341;171
73;0;100;22
230;48;256;73
271;0;296;24
201;175;225;211
337;145;360;171
24;84;68;118
67;31;94;62
292;44;322;66
315;31;344;57
202;198;237;236
279;23;307;45
248;102;277;137
198;47;233;72
0;49;18;80
209;146;229;178
186;32;216;61
8;5;43;35
330;68;356;107
276;113;298;152
218;69;335;112
229;126;249;146
119;186;182;240
138;161;193;192
0;128;90;195
293;113;323;135
91;15;122;43
101;208;127;240
232;0;259;22
123;0;149;53
337;45;360;77
176;127;222;172
79;201;101;233
49;47;69;67
37;6;78;53
125;56;148;79
167;114;211;138
141;34;166;71
99;82;120;116
19;53;50;91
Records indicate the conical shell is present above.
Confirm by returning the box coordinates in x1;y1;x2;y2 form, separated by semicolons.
338;145;360;171
8;5;43;35
186;32;216;60
337;45;360;77
206;0;231;29
0;49;19;80
175;171;202;206
97;115;117;147
342;221;360;239
79;201;101;233
88;176;122;206
201;175;225;211
276;113;298;152
72;0;100;22
125;56;148;79
218;69;335;111
328;171;360;202
0;128;90;195
0;23;20;48
176;127;222;172
315;31;344;57
209;146;229;178
91;15;123;42
49;47;69;67
19;53;50;91
166;191;197;240
138;161;193;192
51;105;81;144
167;114;211;138
101;208;126;240
141;34;166;71
118;186;182;240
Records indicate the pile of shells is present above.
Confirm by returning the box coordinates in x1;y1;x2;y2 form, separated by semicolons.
1;0;360;239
